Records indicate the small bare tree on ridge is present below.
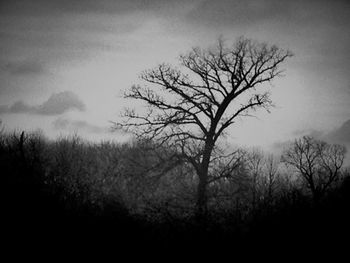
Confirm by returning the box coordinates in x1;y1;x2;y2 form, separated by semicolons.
282;136;346;203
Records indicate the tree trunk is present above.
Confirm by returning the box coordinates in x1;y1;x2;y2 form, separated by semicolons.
196;170;208;221
195;139;213;222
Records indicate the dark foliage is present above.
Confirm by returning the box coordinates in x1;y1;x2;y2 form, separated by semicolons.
1;130;349;258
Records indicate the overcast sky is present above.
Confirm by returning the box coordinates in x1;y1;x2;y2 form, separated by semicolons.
0;0;349;151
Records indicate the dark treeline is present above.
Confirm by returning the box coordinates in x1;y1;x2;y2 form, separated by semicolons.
1;128;349;256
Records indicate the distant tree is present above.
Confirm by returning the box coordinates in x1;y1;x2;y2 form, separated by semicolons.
245;150;281;210
281;136;347;203
263;154;281;205
116;37;292;218
246;148;265;210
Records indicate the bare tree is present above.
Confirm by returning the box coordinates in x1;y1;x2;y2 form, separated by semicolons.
281;136;347;203
245;150;281;209
246;148;265;210
264;154;280;204
116;37;292;218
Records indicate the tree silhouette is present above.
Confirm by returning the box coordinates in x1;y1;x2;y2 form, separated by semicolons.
116;37;292;218
281;136;347;203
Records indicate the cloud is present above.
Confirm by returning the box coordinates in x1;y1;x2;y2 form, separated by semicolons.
0;4;142;68
325;119;350;144
36;91;86;115
0;0;195;16
187;0;291;28
0;91;85;115
291;129;325;139
271;140;293;153
2;59;46;75
272;119;350;153
290;120;350;145
186;0;350;28
53;117;109;134
271;119;350;166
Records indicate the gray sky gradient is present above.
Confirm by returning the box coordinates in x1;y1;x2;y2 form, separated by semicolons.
0;0;349;151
